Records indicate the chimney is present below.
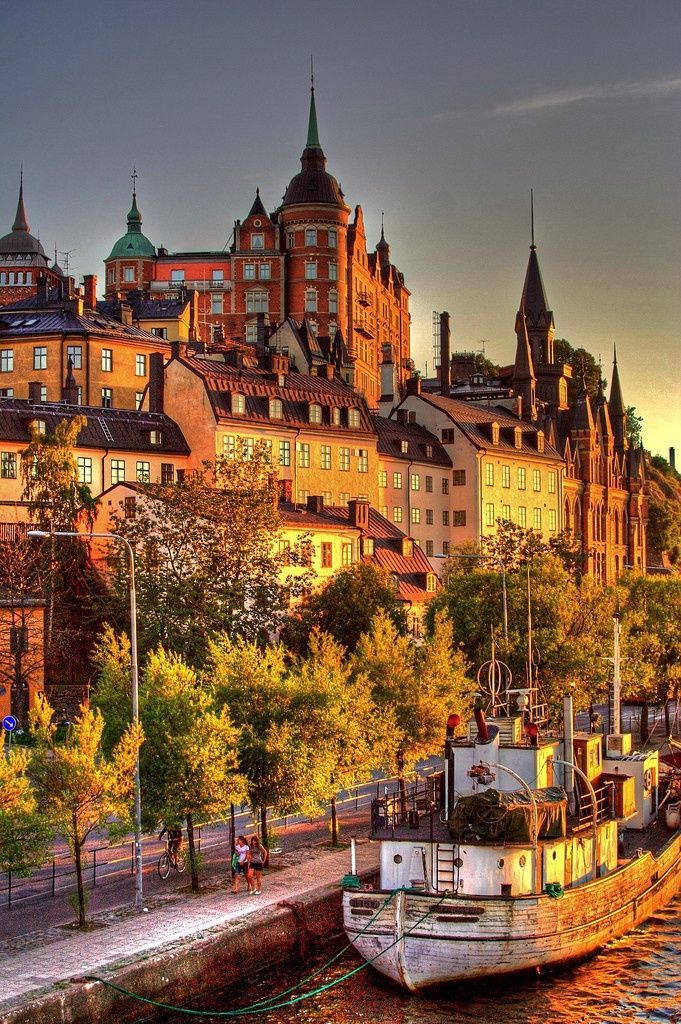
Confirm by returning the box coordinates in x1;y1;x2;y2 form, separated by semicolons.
395;409;409;425
36;276;49;307
670;447;676;472
440;311;451;397
380;350;396;401
348;498;370;530
322;362;335;381
61;358;79;404
170;339;188;360
118;301;133;326
255;312;269;358
148;352;164;414
307;495;324;514
405;375;421;397
28;381;42;404
278;478;293;503
225;349;244;369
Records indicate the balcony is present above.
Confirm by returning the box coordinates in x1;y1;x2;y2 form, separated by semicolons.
355;314;375;338
357;289;371;307
150;279;232;293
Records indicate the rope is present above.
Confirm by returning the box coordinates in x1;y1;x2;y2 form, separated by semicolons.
85;887;449;1018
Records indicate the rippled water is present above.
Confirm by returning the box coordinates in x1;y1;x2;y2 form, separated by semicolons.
162;896;681;1024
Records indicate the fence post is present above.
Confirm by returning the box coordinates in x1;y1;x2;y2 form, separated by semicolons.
355;788;359;811
93;849;97;888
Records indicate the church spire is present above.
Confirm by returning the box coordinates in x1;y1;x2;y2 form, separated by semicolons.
306;73;321;150
609;344;627;450
12;167;30;233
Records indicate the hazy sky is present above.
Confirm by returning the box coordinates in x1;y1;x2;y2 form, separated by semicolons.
1;0;679;456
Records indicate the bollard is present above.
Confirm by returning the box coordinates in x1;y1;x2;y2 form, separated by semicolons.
350;835;357;876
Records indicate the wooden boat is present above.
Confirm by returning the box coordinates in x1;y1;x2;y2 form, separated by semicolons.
342;623;681;990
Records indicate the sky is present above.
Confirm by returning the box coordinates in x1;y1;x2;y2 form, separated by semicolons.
1;0;679;456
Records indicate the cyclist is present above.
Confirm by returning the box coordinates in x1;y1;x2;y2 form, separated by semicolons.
159;824;183;866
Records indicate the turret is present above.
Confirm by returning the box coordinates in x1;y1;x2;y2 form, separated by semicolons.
609;346;627;451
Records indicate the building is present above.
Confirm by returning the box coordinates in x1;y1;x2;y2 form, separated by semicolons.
0;174;67;308
103;84;411;408
0;590;45;728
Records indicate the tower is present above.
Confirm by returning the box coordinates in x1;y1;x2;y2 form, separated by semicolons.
104;174;156;298
0;171;62;306
512;312;537;421
609;346;627;452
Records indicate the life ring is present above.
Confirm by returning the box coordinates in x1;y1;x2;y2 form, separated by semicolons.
644;768;654;792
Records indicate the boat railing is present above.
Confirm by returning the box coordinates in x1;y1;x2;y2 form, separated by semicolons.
370;773;444;835
574;779;614;829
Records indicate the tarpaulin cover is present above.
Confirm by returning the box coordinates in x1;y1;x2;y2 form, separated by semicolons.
448;785;567;842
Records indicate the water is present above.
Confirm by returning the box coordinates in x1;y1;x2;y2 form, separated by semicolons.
160;895;681;1024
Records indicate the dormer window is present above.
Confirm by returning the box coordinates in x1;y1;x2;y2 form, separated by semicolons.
150;430;162;445
348;408;361;429
492;422;500;445
309;403;322;425
402;538;414;558
537;430;545;453
31;419;47;436
269;398;283;419
331;407;341;427
400;439;409;454
514;426;523;450
232;393;246;415
361;537;375;556
426;573;437;593
425;444;433;458
251;233;264;250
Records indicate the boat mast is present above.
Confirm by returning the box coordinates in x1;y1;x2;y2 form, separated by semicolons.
608;614;622;737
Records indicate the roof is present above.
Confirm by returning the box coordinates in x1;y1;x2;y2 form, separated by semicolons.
0;304;165;342
106;193;156;261
520;246;551;324
0;399;189;454
372;414;451;466
246;189;268;220
179;353;376;434
97;297;188;321
408;393;562;460
0;178;48;260
280;88;345;209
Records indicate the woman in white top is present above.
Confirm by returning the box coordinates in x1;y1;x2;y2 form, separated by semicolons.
232;835;251;894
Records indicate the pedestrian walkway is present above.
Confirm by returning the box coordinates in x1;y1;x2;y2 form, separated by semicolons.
0;840;378;1016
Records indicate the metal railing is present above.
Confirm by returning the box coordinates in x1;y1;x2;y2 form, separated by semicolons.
371;773;444;835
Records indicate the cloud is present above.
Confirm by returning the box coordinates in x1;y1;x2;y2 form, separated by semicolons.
493;77;681;116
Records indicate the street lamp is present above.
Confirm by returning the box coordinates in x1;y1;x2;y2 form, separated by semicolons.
28;529;143;912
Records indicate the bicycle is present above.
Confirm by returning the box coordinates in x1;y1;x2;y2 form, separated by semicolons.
157;839;187;879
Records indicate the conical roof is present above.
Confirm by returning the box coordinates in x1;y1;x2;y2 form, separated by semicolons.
281;87;345;209
106;192;156;260
513;310;536;381
0;174;47;259
247;188;268;219
520;245;551;323
609;346;626;417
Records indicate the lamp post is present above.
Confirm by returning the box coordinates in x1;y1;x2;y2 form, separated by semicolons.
28;528;143;912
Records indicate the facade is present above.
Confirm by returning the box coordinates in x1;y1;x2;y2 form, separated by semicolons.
0;176;67;308
103;87;410;408
0;593;45;727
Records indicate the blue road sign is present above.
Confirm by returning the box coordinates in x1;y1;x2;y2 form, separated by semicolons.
2;715;17;732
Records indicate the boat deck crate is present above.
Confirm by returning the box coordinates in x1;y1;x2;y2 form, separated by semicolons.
601;772;636;819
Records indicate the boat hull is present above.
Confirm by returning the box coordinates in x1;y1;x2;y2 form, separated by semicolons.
343;830;681;990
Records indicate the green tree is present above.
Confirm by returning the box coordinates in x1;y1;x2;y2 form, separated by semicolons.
554;339;604;402
20;416;98;531
137;648;245;892
0;731;52;876
109;445;284;664
626;406;644;447
29;696;142;926
282;562;406;655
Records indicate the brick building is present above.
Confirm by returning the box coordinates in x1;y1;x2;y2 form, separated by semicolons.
0;174;67;308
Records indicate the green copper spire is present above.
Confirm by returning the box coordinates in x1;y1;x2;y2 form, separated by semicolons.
306;84;321;149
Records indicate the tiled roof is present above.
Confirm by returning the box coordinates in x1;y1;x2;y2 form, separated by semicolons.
372;415;451;466
412;394;562;460
97;298;188;320
0;305;163;342
0;399;189;454
182;355;376;434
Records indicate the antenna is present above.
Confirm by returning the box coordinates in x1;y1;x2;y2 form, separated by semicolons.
131;166;138;195
530;188;535;249
59;249;77;276
432;311;441;372
310;55;314;89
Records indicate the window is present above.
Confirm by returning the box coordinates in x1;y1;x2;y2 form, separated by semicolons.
393;506;403;523
0;350;14;372
245;322;258;345
320;445;331;470
269;398;283;419
425;475;433;493
393;472;402;489
358;449;368;473
232;394;246;414
241;437;254;461
453;510;466;527
548;509;557;532
251;233;264;249
328;229;337;248
123;267;135;283
298;489;310;504
0;388;13;397
136;461;150;482
426;573;437;593
101;349;113;372
331;407;341;427
211;293;223;314
259;263;271;280
533;469;541;492
518;506;527;528
111;459;125;484
328;290;338;314
500;504;510;521
442;478;449;495
411;507;421;524
305;289;317;312
533;508;542;530
485;463;494;486
135;392;144;410
502;465;511;488
279;540;291;564
518;467;526;490
329;262;338;281
452;469;466;486
211;269;224;282
297;442;310;468
378;470;387;488
150;430;162;445
305;262;317;280
107;268;115;284
379;504;388;518
33;346;47;370
1;452;17;479
309;403;322;424
442;541;451;555
321;542;333;569
362;537;375;556
323;491;332;504
340;492;350;506
66;345;82;369
410;473;420;491
246;290;269;313
339;447;350;471
244;263;256;281
161;463;175;484
286;230;296;248
135;354;147;377
341;542;353;566
442;510;450;526
279;440;291;466
40;385;47;402
400;440;409;454
548;471;557;494
151;327;167;339
426;540;434;556
305;228;317;246
101;387;112;408
348;408;361;429
485;503;495;527
170;269;185;282
426;509;434;525
537;431;545;454
492;423;500;445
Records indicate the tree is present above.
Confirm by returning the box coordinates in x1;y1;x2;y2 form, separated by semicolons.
282;562;406;656
554;339;604;402
136;648;245;892
0;534;46;727
0;730;52;876
20;416;98;532
626;406;644;448
30;696;142;926
109;445;285;665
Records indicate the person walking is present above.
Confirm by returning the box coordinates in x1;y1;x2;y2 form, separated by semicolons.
248;834;268;895
232;835;251;894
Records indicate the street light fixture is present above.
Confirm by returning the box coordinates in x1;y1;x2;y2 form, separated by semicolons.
28;528;143;912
